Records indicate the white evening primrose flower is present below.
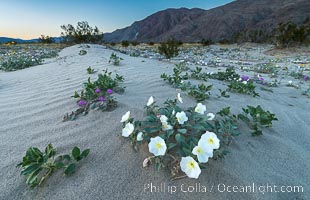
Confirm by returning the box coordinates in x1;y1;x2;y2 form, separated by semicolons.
180;156;201;179
242;81;247;84
176;111;188;125
162;122;173;131
137;132;143;141
206;113;215;120
192;145;213;163
177;93;183;103
288;80;293;85
120;111;130;123
148;136;167;156
195;103;207;114
200;131;220;150
146;96;154;106
160;115;168;123
122;123;134;137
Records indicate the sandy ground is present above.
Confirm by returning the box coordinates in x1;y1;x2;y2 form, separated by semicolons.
0;44;309;200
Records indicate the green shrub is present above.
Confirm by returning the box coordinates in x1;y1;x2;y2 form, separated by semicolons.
158;39;180;59
121;40;130;47
60;21;103;44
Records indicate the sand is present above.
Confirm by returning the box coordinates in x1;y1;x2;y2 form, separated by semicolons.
0;44;309;200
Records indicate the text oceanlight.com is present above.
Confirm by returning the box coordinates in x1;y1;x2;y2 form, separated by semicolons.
143;183;304;194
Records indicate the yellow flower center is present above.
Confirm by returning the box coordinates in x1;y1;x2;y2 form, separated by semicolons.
187;161;195;169
155;143;162;149
208;138;214;145
196;147;202;154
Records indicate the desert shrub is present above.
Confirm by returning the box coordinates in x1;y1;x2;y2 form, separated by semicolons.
158;39;180;59
201;39;213;46
109;53;123;66
121;40;130;47
17;144;89;188
276;19;310;47
63;70;124;121
39;35;55;43
131;41;139;46
60;21;103;44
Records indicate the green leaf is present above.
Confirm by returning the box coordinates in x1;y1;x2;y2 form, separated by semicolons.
64;163;76;176
21;164;41;176
177;129;187;134
175;133;185;144
72;147;80;161
63;154;71;161
168;143;177;150
80;149;90;159
55;162;65;169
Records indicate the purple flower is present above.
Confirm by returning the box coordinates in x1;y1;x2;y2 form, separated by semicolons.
304;75;309;81
98;96;105;102
241;75;250;81
107;89;113;94
95;88;101;93
259;77;264;81
78;100;87;106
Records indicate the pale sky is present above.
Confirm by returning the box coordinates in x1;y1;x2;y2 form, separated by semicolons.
0;0;233;39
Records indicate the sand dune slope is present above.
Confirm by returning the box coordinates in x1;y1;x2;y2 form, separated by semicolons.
0;44;309;200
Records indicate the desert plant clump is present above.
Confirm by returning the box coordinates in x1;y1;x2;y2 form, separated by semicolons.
121;40;130;47
60;21;103;44
120;95;277;179
0;44;62;71
63;70;125;121
201;39;213;46
109;53;123;66
158;39;180;59
238;105;278;136
79;50;87;55
86;66;96;74
228;79;259;97
39;35;55;44
17;144;90;188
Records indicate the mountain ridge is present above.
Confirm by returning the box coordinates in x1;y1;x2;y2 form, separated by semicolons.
104;0;310;43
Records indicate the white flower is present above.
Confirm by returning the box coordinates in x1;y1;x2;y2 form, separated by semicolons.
177;93;183;103
147;96;154;106
160;115;168;123
199;131;220;150
195;103;206;114
206;113;215;120
122;123;134;137
242;81;247;84
120;111;130;123
162;122;173;131
238;78;242;81
176;111;188;124
148;136;167;156
172;110;175;116
180;156;201;179
288;80;293;85
192;145;213;163
137;132;143;141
